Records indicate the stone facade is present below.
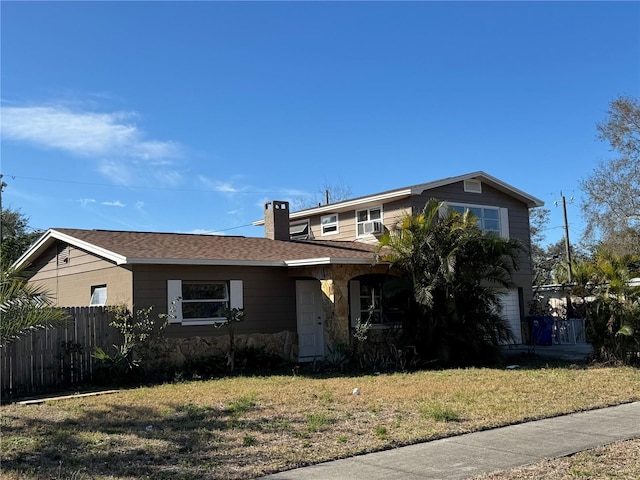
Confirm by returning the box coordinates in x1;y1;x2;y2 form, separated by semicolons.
164;330;298;365
291;263;392;347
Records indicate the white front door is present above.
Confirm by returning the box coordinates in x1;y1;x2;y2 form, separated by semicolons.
501;289;522;344
296;280;325;361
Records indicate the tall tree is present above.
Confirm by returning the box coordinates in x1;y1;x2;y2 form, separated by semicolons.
1;207;42;266
581;96;640;256
379;200;523;366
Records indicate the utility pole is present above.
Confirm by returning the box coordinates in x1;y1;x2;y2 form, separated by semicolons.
0;174;5;247
561;191;573;283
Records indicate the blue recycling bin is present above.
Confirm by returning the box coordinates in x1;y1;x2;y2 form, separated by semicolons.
528;316;554;346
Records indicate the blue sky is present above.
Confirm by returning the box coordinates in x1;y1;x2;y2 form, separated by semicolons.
1;1;638;247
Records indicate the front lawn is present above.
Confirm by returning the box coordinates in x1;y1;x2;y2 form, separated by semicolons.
1;365;638;479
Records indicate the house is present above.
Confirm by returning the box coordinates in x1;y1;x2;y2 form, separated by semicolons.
255;170;543;344
15;171;542;363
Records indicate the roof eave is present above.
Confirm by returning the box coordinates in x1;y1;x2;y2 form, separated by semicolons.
253;172;543;228
127;258;287;267
13;229;127;270
285;257;381;267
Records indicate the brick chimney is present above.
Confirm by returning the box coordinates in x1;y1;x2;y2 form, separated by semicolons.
264;201;290;241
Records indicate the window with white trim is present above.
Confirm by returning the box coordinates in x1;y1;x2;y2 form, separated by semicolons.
356;207;382;236
167;280;243;325
321;214;339;236
90;285;107;306
449;203;509;237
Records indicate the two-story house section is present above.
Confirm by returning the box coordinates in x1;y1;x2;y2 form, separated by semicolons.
254;171;543;344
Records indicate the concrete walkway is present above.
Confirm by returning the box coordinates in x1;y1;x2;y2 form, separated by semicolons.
261;402;640;480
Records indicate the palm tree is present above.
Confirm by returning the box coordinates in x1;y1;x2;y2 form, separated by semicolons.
379;199;523;366
0;265;68;346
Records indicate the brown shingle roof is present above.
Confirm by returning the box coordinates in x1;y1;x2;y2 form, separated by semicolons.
50;228;381;266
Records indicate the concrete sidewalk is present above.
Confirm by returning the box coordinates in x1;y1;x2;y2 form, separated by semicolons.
261;402;640;480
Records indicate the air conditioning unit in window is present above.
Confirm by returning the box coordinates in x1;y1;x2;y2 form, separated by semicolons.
362;220;382;234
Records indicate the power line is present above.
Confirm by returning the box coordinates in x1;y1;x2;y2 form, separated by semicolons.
2;174;304;196
4;174;264;235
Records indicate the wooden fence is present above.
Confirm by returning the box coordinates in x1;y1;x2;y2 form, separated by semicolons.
1;306;123;399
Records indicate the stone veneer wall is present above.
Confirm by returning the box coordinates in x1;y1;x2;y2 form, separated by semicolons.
292;263;392;348
163;330;298;365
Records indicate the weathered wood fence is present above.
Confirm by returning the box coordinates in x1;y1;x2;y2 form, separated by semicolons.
1;306;122;399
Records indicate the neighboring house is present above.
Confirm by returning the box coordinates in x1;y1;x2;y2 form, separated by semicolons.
15;171;542;362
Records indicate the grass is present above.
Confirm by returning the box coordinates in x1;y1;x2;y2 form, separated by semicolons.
472;438;640;480
1;364;639;479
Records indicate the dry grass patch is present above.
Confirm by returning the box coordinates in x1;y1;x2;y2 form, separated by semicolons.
1;365;638;479
473;438;640;479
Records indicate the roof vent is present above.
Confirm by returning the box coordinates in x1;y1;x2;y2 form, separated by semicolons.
464;179;482;193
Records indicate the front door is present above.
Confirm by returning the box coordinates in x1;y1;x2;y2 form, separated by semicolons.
296;280;324;361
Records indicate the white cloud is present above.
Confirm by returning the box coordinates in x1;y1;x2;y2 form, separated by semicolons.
2;105;181;159
198;175;246;194
1;103;185;186
102;200;125;207
80;198;97;206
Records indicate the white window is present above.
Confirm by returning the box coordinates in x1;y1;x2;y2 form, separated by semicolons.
167;280;243;325
321;214;339;236
90;285;107;306
290;221;310;240
356;207;382;236
449;203;509;237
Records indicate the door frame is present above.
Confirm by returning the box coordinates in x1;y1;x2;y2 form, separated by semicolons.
295;280;325;361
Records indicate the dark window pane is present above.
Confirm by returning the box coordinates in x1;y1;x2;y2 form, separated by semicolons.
483;208;499;220
484;219;500;232
182;283;227;300
182;301;227;319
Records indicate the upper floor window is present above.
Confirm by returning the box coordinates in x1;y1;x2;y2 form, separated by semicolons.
449;204;507;236
321;214;339;236
356;207;382;236
290;220;310;240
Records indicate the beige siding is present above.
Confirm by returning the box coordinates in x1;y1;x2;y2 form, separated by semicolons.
27;242;133;307
132;265;297;338
302;200;412;241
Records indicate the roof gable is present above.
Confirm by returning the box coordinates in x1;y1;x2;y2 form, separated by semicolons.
253;171;543;225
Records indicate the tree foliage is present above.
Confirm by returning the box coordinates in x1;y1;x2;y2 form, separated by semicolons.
290;180;352;211
581;96;640;256
1;207;42;266
569;250;640;365
0;266;68;346
379;199;523;366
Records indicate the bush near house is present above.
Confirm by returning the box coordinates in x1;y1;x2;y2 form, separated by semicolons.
379;200;523;367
